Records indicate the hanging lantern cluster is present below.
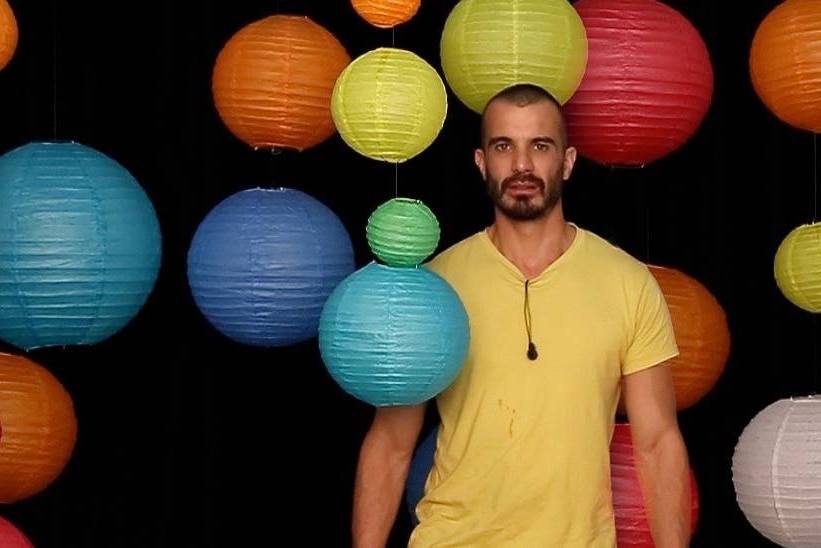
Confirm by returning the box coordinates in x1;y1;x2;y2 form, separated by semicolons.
0;141;162;351
331;47;447;163
439;0;588;113
187;187;355;348
749;0;821;133
212;15;352;152
564;0;714;167
733;397;821;547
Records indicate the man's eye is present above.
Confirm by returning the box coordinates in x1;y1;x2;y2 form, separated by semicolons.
495;143;511;151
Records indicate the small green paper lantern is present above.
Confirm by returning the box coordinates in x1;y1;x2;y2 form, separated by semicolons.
366;197;440;267
440;0;588;113
331;47;448;163
774;222;821;312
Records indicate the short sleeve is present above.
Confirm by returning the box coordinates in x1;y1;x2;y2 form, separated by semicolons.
622;269;679;375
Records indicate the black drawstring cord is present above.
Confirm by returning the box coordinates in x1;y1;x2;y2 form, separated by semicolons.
524;280;538;360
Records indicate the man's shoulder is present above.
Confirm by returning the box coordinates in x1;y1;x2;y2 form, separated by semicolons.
425;230;486;275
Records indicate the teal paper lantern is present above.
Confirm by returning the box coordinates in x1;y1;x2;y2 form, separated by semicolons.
0;141;162;350
366;197;440;267
318;262;469;406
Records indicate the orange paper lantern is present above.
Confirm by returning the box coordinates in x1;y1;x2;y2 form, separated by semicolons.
647;265;730;410
212;15;352;151
749;0;821;133
0;0;17;72
0;352;77;503
351;0;421;28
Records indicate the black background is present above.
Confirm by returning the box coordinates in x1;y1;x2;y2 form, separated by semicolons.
0;0;814;546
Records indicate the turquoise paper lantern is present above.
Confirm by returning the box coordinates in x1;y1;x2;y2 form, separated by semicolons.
0;141;162;350
318;262;469;406
366;197;440;267
187;187;355;347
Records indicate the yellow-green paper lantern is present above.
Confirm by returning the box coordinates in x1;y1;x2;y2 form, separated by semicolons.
331;47;448;163
440;0;588;113
366;197;440;267
774;222;821;312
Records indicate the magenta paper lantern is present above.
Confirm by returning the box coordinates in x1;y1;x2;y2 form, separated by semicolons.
564;0;714;167
611;423;700;545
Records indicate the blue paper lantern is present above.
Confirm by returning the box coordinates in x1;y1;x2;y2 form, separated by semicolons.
0;141;162;350
406;424;438;525
187;187;355;347
318;262;469;406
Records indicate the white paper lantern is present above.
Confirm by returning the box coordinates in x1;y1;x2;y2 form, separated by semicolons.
732;396;821;547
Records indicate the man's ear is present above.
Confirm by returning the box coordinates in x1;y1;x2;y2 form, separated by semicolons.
563;146;577;181
474;148;486;179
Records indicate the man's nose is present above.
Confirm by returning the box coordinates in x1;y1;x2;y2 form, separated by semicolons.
514;149;534;172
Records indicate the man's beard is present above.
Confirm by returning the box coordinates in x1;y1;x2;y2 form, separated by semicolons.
486;172;563;221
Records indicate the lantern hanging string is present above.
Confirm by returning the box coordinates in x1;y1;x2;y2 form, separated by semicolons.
814;132;819;395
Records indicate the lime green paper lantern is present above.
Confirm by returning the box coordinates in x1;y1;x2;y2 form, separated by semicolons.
440;0;588;113
366;197;440;267
331;47;448;163
774;222;821;312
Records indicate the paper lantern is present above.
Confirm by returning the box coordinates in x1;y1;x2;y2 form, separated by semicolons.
774;222;821;313
0;0;17;72
563;0;714;167
212;15;352;151
319;262;469;406
0;352;77;503
611;423;700;546
639;265;730;411
732;396;821;547
405;422;702;541
187;187;355;347
0;141;162;351
351;0;421;28
331;47;447;163
366;197;440;267
0;516;33;548
440;0;587;113
750;0;821;133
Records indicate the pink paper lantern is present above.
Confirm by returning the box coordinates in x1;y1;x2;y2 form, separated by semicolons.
564;0;714;167
611;423;700;545
0;516;33;548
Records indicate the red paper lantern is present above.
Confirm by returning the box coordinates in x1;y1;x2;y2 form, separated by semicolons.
212;15;352;152
749;0;821;133
0;352;77;503
351;0;421;28
611;423;700;546
648;265;730;410
564;0;713;167
0;516;33;548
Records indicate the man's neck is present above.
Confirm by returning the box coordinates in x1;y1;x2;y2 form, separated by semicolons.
487;209;576;279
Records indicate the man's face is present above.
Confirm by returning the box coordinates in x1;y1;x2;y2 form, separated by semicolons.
475;100;576;221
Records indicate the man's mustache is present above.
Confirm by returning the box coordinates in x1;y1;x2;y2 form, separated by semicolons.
502;174;545;189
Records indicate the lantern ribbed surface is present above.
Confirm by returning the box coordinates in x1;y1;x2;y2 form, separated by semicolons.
774;223;821;313
564;0;714;167
319;262;469;406
750;0;821;133
332;47;448;163
0;352;77;504
0;0;17;72
351;0;421;28
733;397;821;547
0;141;162;351
0;516;33;548
366;197;440;267
611;423;700;546
212;15;352;151
187;187;355;347
645;265;730;410
439;0;587;113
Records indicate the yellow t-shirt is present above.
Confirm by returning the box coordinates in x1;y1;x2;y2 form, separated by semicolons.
410;226;679;548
